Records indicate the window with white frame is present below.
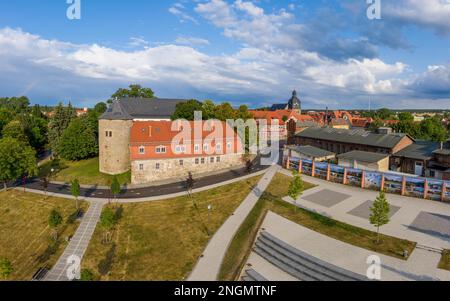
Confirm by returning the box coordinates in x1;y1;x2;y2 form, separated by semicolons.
216;156;221;163
210;157;215;163
194;144;200;152
195;158;199;164
156;146;167;154
201;158;205;164
227;142;232;149
216;143;222;151
139;146;145;154
139;164;144;171
203;143;209;151
179;159;184;166
155;163;160;170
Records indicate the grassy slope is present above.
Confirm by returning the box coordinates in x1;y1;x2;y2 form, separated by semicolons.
219;173;416;280
0;190;88;280
81;175;262;280
438;250;450;271
40;157;130;186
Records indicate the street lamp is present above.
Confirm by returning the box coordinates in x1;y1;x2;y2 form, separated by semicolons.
207;204;212;236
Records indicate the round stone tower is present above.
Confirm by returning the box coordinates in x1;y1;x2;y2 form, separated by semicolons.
99;102;133;175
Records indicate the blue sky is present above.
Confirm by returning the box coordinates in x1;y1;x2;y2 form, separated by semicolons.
0;0;449;109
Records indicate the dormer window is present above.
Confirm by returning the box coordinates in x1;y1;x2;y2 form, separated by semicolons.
156;146;167;154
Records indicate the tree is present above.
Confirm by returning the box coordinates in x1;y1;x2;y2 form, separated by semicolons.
419;117;447;142
171;99;204;120
202;100;216;120
0;107;13;135
288;171;304;212
186;172;194;197
56;117;98;161
369;191;390;244
2;120;27;143
0;137;37;189
376;108;393;120
368;119;384;132
71;179;81;210
110;176;121;205
235;105;252;120
100;207;116;244
109;84;154;103
0;96;30;113
19;113;49;152
48;103;76;153
80;269;94;281
41;177;49;197
94;102;107;114
214;102;236;121
0;257;13;280
398;112;414;122
48;209;63;241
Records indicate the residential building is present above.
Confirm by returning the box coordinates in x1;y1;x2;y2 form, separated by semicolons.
292;128;414;155
284;145;335;162
337;151;390;172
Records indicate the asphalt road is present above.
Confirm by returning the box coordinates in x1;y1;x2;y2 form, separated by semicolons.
18;155;279;199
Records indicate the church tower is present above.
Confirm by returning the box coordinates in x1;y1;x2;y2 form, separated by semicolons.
288;90;301;113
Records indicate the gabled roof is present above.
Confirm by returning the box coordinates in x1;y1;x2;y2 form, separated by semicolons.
295;127;413;149
287;145;335;158
394;140;440;160
433;148;450;156
100;98;186;120
337;151;389;163
270;104;288;111
130;120;238;144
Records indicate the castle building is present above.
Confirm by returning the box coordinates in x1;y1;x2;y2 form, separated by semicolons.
99;98;244;184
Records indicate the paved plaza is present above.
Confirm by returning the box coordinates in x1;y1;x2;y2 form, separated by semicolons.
280;169;450;250
302;189;351;208
242;212;450;281
348;200;401;219
409;212;450;241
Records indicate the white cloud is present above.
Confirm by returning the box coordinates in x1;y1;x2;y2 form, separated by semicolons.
169;4;199;24
128;37;149;48
175;36;210;46
385;0;450;34
0;26;447;108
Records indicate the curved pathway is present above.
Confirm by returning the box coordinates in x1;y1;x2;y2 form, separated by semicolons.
20;161;269;201
188;165;280;281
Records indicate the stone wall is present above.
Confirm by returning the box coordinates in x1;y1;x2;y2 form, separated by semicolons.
99;119;133;175
131;153;244;184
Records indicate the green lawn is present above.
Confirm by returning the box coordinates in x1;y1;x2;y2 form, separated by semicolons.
0;190;88;280
39;157;130;186
438;250;450;271
219;173;416;280
81;175;262;281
